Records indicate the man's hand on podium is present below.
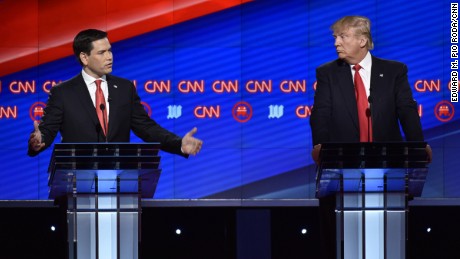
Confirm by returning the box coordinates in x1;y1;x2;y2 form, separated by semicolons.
29;121;45;152
426;144;432;163
311;144;322;165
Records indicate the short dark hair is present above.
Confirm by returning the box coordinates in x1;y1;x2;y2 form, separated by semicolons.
73;29;108;66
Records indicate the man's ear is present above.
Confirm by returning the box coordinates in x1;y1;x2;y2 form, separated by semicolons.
79;52;88;66
360;37;368;48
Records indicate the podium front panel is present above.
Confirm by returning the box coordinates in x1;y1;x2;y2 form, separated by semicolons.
48;143;161;259
316;142;429;259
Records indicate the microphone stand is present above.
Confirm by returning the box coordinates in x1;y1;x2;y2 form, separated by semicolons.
367;109;371;142
100;104;108;142
96;124;102;142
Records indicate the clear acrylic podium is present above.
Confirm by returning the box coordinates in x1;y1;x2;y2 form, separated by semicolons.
316;142;429;259
48;143;161;259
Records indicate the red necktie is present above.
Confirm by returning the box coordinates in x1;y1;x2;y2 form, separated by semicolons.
95;79;108;136
353;64;372;142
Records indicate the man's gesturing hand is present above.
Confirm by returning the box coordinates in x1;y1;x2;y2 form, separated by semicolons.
181;127;203;155
29;121;45;152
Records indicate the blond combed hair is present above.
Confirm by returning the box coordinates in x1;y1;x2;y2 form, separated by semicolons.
331;16;374;50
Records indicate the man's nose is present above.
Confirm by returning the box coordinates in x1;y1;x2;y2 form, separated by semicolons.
105;52;112;60
334;38;341;47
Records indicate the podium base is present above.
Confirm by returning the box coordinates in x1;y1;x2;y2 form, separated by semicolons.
336;192;406;259
67;194;140;259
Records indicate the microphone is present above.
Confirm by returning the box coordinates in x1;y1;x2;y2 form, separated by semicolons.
365;107;371;117
99;103;108;142
95;123;102;143
367;95;373;142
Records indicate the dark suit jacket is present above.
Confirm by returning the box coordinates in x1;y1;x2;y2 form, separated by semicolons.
310;56;424;145
28;73;185;157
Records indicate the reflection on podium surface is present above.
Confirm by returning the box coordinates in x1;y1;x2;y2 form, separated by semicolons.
316;142;429;259
48;143;161;259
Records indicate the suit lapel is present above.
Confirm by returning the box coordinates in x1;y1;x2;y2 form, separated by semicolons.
336;60;359;130
370;56;385;100
106;75;119;140
71;74;100;127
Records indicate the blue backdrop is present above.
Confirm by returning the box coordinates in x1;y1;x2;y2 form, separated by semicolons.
0;0;457;199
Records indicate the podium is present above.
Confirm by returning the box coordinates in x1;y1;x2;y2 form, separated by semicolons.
316;142;429;259
48;143;161;259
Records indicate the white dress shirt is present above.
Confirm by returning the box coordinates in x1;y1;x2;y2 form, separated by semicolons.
81;69;110;119
350;51;372;99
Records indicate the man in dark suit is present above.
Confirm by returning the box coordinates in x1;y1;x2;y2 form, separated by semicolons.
309;16;431;259
28;29;202;157
310;15;432;162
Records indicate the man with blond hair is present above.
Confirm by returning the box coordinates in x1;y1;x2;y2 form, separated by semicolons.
310;16;431;258
311;15;429;154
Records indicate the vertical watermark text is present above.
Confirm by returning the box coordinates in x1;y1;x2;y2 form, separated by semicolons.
451;3;459;102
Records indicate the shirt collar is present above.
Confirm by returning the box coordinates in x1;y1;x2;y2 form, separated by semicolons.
81;69;107;86
350;51;372;72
